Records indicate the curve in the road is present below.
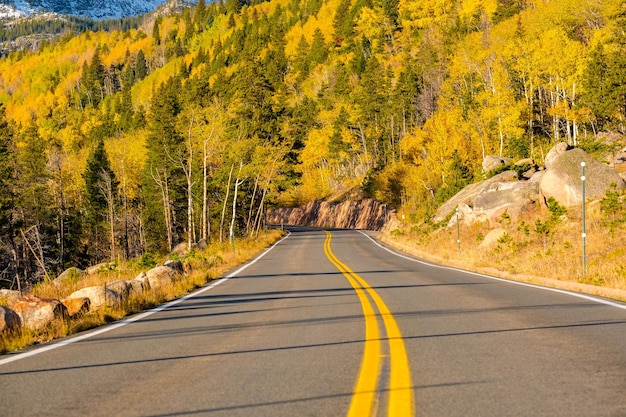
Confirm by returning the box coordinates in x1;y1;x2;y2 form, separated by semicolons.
324;231;414;417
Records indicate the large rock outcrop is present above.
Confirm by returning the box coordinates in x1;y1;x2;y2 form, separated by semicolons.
434;170;542;226
434;143;626;226
540;147;626;207
266;199;389;230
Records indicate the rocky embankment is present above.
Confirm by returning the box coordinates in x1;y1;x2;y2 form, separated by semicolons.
267;142;626;234
0;260;186;335
434;142;626;228
266;198;391;230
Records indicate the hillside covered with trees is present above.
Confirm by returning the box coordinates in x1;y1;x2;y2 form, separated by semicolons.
0;0;625;289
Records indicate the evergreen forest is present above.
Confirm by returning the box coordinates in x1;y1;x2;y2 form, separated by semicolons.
0;0;625;289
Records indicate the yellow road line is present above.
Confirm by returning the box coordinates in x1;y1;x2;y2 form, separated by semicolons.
324;232;381;417
324;231;414;417
352;275;415;417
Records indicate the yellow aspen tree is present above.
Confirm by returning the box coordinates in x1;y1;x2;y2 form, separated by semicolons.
475;56;525;157
532;27;585;144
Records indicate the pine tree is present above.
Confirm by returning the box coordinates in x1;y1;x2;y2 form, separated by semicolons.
0;105;14;241
493;0;524;25
14;123;54;283
294;36;311;82
194;0;207;30
582;44;611;126
83;139;118;260
152;17;162;45
120;62;135;88
81;48;106;107
183;8;194;42
117;86;134;131
330;107;351;157
135;49;148;81
142;78;186;253
393;64;424;130
309;28;328;66
333;0;353;42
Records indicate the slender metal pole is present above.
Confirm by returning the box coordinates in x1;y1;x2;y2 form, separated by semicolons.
456;207;460;253
581;162;587;276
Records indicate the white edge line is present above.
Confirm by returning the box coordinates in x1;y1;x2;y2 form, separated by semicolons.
0;232;292;367
358;231;626;311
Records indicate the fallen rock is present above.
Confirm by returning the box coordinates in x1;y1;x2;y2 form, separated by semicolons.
0;306;21;334
9;295;68;331
194;239;208;250
170;243;187;257
61;297;91;317
68;286;122;311
127;273;150;296
134;271;150;285
516;159;538;179
106;280;131;299
145;265;180;290
479;228;508;248
544;142;570;169
55;267;85;283
126;280;145;296
86;262;115;275
163;260;184;274
483;156;512;172
540;148;626;207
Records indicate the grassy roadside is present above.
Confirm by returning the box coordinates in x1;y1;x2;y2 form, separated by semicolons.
0;230;285;354
380;201;626;303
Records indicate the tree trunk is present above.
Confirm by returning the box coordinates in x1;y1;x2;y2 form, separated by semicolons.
229;162;244;252
253;186;269;237
121;161;130;260
186;113;195;249
151;167;173;252
20;227;48;281
220;164;234;242
202;140;209;242
164;175;172;252
99;170;116;262
246;174;259;234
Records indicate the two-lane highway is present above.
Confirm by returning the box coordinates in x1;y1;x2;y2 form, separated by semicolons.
1;228;625;416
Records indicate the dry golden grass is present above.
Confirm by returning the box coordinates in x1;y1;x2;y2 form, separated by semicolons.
382;202;626;303
1;230;285;354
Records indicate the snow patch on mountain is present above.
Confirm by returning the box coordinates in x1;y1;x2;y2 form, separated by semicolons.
0;0;176;20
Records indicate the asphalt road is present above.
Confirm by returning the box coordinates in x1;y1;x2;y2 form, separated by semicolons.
1;228;625;416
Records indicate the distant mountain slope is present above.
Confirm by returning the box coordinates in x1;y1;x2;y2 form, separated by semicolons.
0;0;172;20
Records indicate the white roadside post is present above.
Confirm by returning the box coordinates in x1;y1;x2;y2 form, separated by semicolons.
581;161;587;276
456;207;460;253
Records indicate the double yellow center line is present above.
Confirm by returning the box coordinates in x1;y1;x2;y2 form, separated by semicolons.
323;231;414;417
